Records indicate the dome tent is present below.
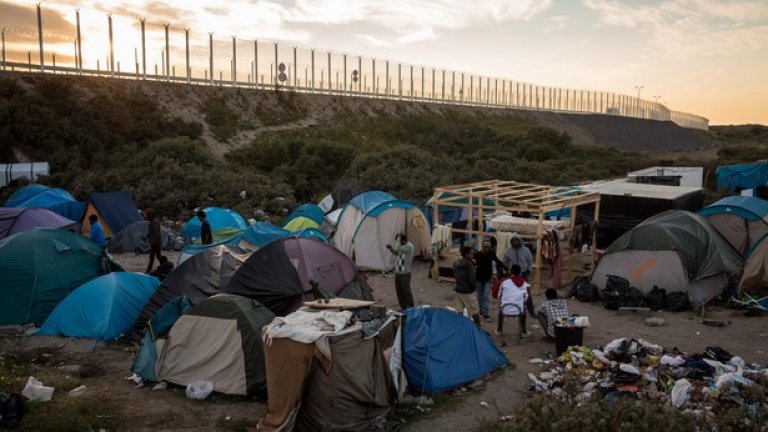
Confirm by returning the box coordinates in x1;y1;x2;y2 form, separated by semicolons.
333;191;431;271
0;228;107;326
0;207;76;240
39;273;159;341
592;210;742;304
284;203;325;230
699;196;768;256
107;220;183;254
179;207;247;243
81;191;143;239
242;222;327;248
5;184;85;221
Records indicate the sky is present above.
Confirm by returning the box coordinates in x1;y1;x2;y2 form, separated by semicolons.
1;0;766;125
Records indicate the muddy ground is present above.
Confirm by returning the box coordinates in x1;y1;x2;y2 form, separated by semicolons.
1;252;766;431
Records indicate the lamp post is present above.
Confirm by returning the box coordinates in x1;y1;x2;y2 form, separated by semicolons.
634;85;643;117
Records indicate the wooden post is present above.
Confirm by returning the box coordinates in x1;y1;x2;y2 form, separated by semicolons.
591;197;601;269
534;208;545;293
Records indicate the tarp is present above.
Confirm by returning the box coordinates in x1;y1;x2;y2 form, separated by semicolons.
717;162;768;193
83;191;143;236
132;296;191;382
4;185;85;221
227;237;370;316
0;228;106;326
286;203;325;226
155;294;275;396
39;273;159;341
402;307;508;393
243;222;327;248
0;207;76;240
130;244;251;341
179;207;247;242
605;210;742;280
107;220;183;254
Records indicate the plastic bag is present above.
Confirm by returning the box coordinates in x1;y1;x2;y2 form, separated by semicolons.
670;378;691;408
21;377;54;402
605;275;630;293
644;286;667;310
577;282;599;303
715;372;754;391
624;287;644;307
601;289;624;310
186;381;213;400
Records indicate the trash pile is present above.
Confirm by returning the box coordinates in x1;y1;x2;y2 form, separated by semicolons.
528;338;768;423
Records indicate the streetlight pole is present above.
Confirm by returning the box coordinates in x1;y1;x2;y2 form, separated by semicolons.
634;85;643;117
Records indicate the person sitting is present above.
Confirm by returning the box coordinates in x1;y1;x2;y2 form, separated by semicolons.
88;214;107;248
496;264;530;338
150;256;174;281
536;288;569;339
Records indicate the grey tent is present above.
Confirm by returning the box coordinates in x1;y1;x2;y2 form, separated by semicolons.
740;235;768;297
107;221;184;254
699;196;768;256
592;210;742;304
155;294;275;396
130;245;252;341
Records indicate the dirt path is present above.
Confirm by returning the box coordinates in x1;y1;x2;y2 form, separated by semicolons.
3;255;766;431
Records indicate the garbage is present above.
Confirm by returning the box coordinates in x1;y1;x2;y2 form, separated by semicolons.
59;365;85;377
526;336;768;422
68;385;87;397
185;381;214;400
479;401;489;408
646;317;664;327
0;393;24;427
21;377;54;402
702;319;727;327
152;382;168;391
670;379;691;408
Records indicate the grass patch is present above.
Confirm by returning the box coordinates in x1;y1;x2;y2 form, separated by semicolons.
19;393;125;432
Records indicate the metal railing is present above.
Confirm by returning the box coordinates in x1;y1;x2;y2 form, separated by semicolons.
0;3;709;130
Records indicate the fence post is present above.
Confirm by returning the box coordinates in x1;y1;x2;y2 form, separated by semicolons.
327;51;331;93
310;48;314;90
37;4;44;72
255;41;259;87
185;29;190;84
76;9;82;71
108;14;114;75
274;42;279;90
398;64;402;99
461;73;464;102
209;33;214;85
294;46;298;88
385;61;389;95
141;19;146;79
232;36;237;85
1;28;5;71
410;65;414;99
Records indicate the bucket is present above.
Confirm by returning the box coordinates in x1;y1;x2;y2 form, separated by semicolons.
554;326;584;356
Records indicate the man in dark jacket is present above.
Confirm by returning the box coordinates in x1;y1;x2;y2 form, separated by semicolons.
145;208;163;273
475;240;506;322
453;245;480;325
198;210;213;245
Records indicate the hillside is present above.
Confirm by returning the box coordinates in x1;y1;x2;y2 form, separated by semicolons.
0;71;760;221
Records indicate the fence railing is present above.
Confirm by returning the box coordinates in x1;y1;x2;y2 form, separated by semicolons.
0;3;709;130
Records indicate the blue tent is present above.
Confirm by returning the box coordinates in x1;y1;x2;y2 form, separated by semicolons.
5;185;85;221
132;296;191;381
699;196;768;221
39;273;160;341
84;191;143;236
402;307;508;393
180;207;247;242
717;162;768;193
286;203;325;226
243;222;327;247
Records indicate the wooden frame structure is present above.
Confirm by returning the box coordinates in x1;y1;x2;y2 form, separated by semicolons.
431;180;601;291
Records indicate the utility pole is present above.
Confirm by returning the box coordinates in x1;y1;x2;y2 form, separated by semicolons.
76;9;82;71
108;14;114;74
185;29;190;84
164;24;170;80
232;36;237;84
37;4;44;71
141;19;146;79
209;33;214;84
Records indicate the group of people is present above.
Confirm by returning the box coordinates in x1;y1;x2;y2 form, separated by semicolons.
388;233;568;341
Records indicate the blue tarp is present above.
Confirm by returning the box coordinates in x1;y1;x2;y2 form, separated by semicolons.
402;307;508;393
5;185;85;221
243;222;327;247
286;203;325;226
180;207;247;241
39;273;160;341
699;196;768;221
88;191;143;235
717;162;768;193
132;296;191;382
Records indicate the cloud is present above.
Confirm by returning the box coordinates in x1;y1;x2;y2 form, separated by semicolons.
584;0;768;57
543;14;569;33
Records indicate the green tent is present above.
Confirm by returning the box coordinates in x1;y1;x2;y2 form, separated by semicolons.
0;228;106;326
155;294;275;396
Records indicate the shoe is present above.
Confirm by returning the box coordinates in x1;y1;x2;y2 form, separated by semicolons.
520;331;531;339
484;316;492;323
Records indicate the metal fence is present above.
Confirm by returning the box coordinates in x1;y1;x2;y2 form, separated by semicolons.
0;3;709;130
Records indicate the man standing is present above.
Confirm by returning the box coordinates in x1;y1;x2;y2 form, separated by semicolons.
453;245;480;325
502;233;534;315
197;210;213;245
386;233;414;310
475;240;506;322
88;214;107;248
145;208;162;273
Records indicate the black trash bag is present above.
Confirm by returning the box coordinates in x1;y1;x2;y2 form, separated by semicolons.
704;346;734;363
644;286;667;310
624;287;644;308
601;288;624;310
569;276;590;298
612;371;641;384
0;393;24;427
666;292;690;311
606;275;630;293
577;283;599;303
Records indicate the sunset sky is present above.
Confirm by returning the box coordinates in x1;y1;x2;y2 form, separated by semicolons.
1;0;766;125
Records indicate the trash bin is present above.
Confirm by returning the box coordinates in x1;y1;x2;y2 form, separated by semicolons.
554;325;584;356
